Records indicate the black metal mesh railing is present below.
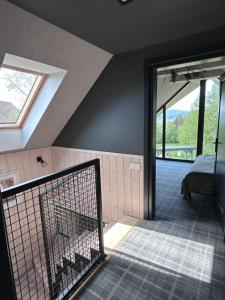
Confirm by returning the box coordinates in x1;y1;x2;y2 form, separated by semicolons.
0;159;105;300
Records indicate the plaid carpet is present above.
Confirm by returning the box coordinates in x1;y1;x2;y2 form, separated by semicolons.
78;160;225;300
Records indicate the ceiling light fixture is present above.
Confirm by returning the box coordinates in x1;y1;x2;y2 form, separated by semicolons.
118;0;133;5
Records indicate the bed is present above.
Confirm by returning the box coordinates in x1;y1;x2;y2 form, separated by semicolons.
181;154;215;199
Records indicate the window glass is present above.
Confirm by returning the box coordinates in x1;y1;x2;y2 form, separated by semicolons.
0;67;43;125
156;109;163;158
203;79;220;155
165;85;200;160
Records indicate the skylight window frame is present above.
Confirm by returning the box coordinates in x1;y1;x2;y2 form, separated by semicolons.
0;65;47;130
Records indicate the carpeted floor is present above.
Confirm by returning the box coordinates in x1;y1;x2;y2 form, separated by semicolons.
78;160;225;300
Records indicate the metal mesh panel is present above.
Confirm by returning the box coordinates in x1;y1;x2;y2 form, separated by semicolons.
1;160;104;300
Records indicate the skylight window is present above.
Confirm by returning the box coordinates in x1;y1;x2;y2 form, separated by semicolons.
0;66;46;128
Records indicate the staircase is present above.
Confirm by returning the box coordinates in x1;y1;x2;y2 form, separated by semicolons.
40;202;103;300
1;159;105;300
52;247;101;298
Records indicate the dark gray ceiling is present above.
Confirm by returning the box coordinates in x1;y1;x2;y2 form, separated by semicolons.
7;0;225;54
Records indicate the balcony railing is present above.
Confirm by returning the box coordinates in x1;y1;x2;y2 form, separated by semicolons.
0;159;105;300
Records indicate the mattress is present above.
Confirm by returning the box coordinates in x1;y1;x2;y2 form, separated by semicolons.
181;154;215;198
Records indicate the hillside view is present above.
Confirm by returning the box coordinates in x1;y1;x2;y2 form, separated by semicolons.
157;109;188;122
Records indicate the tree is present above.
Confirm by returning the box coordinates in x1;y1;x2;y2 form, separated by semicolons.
0;69;36;97
177;101;199;146
156;121;163;144
0;68;37;110
203;81;220;154
156;79;220;158
178;80;219;154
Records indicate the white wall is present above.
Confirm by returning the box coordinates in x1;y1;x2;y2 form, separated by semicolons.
0;0;112;151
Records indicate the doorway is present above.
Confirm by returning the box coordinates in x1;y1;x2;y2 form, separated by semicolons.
144;49;225;222
156;78;220;162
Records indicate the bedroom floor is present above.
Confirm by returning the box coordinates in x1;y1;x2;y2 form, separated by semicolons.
156;159;216;221
77;160;225;300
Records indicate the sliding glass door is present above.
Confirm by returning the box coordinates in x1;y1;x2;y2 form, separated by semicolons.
156;78;220;161
156;109;163;158
203;79;220;155
165;89;200;160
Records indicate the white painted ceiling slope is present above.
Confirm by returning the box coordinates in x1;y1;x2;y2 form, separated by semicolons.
0;0;112;153
157;59;225;110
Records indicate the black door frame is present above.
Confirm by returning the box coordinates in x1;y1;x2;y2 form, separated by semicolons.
144;47;225;220
215;73;225;240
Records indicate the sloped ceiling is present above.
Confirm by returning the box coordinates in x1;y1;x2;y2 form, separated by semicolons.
157;77;184;110
7;0;225;54
157;78;200;111
0;0;112;152
157;59;225;110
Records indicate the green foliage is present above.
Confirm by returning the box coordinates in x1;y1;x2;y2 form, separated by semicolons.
156;80;220;158
203;82;220;154
177;105;198;147
156;121;163;144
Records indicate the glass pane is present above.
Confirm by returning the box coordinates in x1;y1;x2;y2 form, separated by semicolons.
165;85;200;160
203;79;220;155
156;109;163;158
0;67;38;124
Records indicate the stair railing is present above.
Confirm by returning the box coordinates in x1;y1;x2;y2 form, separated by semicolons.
0;159;105;300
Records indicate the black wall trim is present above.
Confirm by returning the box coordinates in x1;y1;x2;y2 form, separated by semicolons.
144;66;157;219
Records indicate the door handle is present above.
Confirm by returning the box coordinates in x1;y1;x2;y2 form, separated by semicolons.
213;139;222;145
213;138;222;153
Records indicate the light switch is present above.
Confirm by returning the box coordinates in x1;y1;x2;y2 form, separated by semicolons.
130;163;141;171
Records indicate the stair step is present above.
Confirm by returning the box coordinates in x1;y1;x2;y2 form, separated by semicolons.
63;230;99;263
90;248;101;260
51;229;101;298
